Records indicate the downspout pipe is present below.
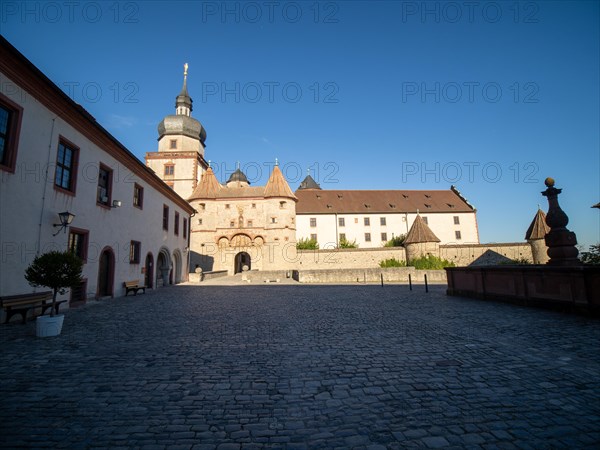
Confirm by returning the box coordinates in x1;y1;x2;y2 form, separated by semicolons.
36;117;56;255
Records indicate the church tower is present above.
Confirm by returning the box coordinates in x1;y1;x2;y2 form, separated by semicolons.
145;64;209;200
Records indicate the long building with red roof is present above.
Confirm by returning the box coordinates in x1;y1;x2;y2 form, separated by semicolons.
295;175;479;248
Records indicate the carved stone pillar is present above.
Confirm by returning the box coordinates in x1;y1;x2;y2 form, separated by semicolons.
542;177;580;266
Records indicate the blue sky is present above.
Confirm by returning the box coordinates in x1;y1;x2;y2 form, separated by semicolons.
2;1;599;248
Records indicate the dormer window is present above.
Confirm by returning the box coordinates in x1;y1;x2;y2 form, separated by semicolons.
364;203;371;209
424;204;432;208
389;203;396;209
337;194;343;199
425;194;431;198
402;194;409;199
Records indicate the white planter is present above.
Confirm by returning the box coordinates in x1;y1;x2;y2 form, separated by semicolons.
36;314;65;337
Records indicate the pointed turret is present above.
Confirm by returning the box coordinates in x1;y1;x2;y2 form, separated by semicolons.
525;208;550;240
525;208;550;264
264;163;297;201
188;167;221;200
404;215;441;262
298;174;321;190
404;215;441;244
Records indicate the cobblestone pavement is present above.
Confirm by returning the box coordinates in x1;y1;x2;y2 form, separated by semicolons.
1;284;599;449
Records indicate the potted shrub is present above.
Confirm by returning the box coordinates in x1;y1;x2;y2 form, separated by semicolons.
25;250;83;337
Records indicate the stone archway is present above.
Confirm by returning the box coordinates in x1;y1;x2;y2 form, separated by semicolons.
234;252;251;274
156;247;172;287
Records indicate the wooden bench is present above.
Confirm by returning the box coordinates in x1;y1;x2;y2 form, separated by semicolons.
124;280;146;296
0;291;67;324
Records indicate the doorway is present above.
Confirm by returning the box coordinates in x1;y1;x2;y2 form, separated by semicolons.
145;253;154;289
156;248;171;287
234;252;251;274
97;247;114;297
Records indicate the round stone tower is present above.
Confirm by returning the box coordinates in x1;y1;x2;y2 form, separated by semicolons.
403;214;441;262
525;208;550;264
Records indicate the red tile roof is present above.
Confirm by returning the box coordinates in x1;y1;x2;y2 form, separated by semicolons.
188;167;221;200
264;165;297;201
189;166;297;201
295;188;475;214
404;215;441;244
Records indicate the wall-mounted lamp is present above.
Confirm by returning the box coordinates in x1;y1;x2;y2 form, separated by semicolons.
52;211;75;236
112;200;122;208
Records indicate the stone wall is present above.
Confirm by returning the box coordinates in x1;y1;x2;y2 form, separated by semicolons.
297;247;406;270
190;242;536;278
446;265;600;315
440;243;533;266
295;242;533;270
297;268;446;284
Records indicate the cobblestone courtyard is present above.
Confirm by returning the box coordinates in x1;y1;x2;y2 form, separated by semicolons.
1;284;599;449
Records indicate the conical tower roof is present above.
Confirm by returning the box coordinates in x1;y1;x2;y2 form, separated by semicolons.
404;215;440;244
525;208;550;240
264;164;297;201
188;167;221;200
297;174;321;190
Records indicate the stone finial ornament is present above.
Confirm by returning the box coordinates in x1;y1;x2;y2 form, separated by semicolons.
542;177;580;265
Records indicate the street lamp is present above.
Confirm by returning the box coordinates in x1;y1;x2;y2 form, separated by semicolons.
52;211;75;236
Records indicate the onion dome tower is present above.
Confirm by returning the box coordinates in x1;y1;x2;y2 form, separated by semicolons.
146;64;209;200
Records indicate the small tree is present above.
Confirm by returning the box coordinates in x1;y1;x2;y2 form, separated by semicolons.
384;234;406;247
379;258;406;268
499;257;532;265
339;237;358;249
25;251;83;317
296;238;319;250
408;254;455;269
581;244;600;265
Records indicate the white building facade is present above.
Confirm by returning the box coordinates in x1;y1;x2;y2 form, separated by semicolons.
295;183;479;248
0;37;194;307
